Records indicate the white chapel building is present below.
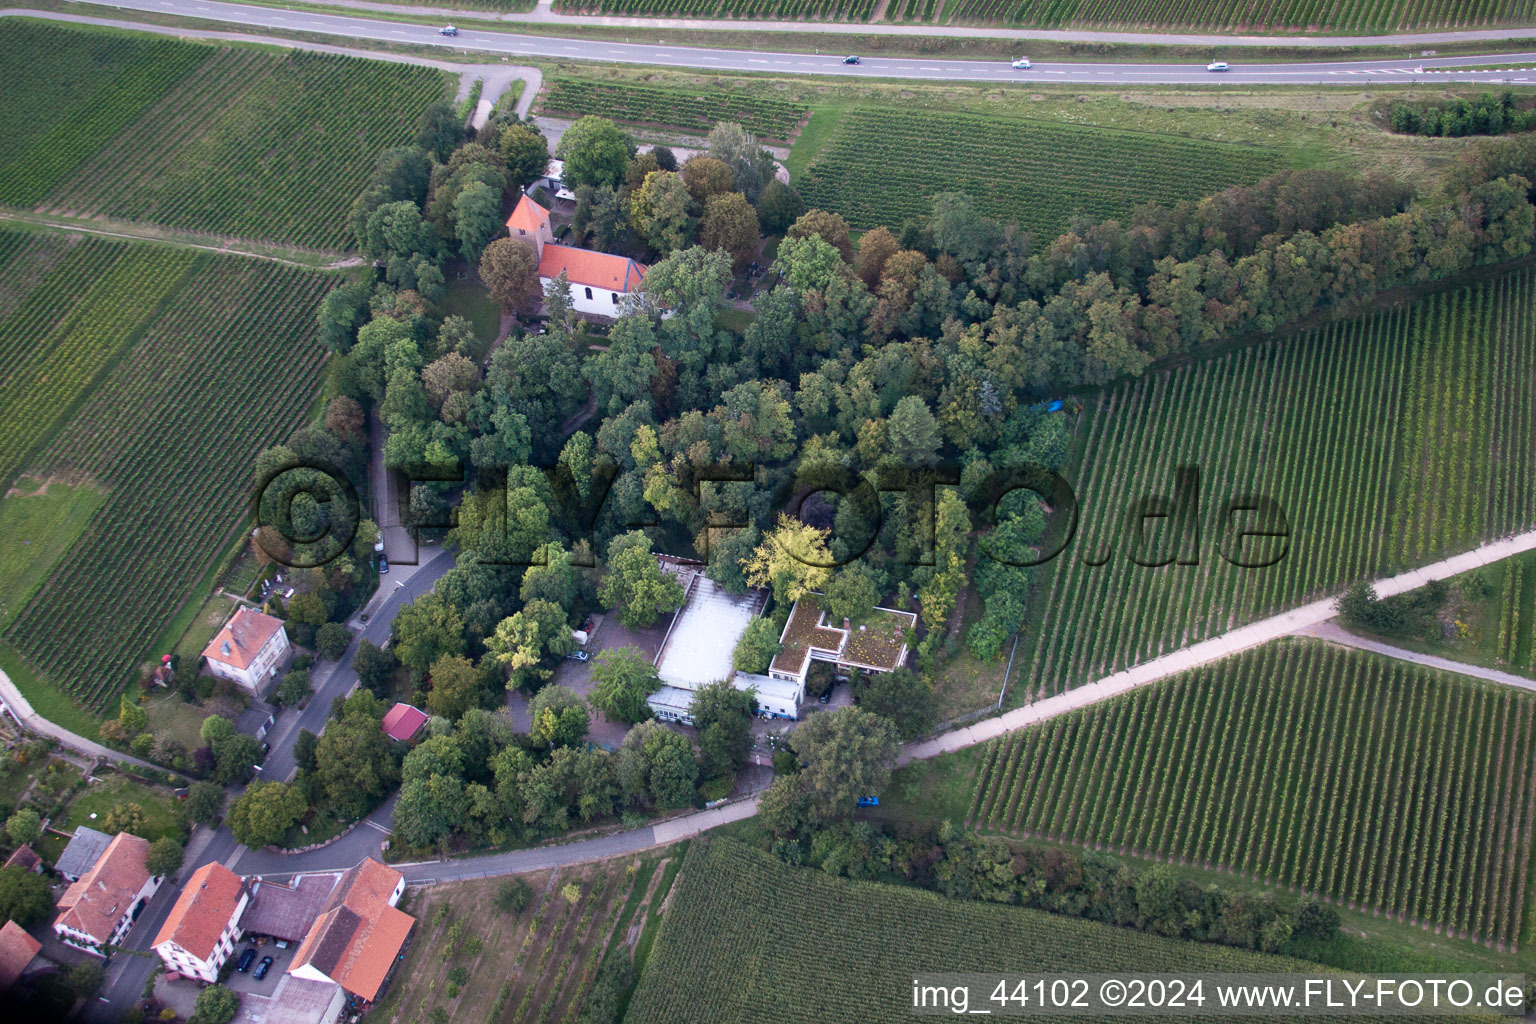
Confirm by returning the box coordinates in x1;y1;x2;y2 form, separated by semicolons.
506;195;647;318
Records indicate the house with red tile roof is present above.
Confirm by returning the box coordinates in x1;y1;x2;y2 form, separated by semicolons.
4;844;41;874
152;863;249;983
287;859;413;1004
504;195;647;318
381;703;428;743
0;920;41;993
203;607;291;694
53;832;160;954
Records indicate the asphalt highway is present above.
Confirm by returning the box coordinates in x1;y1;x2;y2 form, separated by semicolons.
65;0;1536;84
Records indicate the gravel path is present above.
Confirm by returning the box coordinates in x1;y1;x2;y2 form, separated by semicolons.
1295;619;1536;694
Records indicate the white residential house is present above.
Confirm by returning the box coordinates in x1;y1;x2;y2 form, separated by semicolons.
202;607;291;693
505;195;648;319
152;863;248;983
53;832;160;955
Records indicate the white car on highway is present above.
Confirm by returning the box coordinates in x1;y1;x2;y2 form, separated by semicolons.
1207;61;1230;71
1011;57;1031;69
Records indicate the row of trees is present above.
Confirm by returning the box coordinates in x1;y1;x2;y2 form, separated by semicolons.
1389;91;1536;138
769;817;1340;955
387;675;759;853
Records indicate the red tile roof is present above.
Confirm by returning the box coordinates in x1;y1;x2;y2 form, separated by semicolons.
203;608;285;670
152;863;245;962
506;194;550;235
0;921;40;991
538;243;646;293
54;832;151;944
290;859;412;1003
4;845;40;872
381;704;427;742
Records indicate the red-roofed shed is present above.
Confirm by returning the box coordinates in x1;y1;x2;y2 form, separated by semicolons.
381;703;427;742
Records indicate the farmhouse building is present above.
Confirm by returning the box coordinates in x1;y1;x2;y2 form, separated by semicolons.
53;831;160;954
0;920;41;994
152;862;249;982
288;858;413;1005
4;844;42;874
768;593;917;686
202;607;290;693
505;195;647;318
55;825;112;881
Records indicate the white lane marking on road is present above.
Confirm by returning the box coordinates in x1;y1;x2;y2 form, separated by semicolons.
748;58;767;63
920;66;942;70
700;56;718;60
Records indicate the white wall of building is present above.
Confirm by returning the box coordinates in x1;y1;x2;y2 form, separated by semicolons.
208;627;290;692
154;890;249;983
541;276;631;318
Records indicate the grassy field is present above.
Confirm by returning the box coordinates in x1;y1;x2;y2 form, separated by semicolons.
552;0;1534;30
442;276;504;360
794;105;1282;238
1;20;452;250
1328;552;1536;678
969;639;1536;948
537;76;810;142
626;838;1446;1024
376;850;681;1024
0;478;104;631
0;230;330;714
1015;265;1536;702
58;774;188;843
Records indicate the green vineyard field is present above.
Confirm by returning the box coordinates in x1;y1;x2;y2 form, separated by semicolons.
969;640;1536;946
627;839;1428;1024
0;229;329;711
0;21;209;208
538;77;810;142
1017;267;1536;700
555;0;1530;30
795;107;1282;240
934;0;1534;31
554;0;877;20
1;21;452;250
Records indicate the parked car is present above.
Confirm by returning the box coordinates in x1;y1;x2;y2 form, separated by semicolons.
818;691;831;704
439;24;458;35
842;55;860;64
565;650;591;662
856;796;879;807
258;742;270;761
237;948;257;972
1207;61;1230;71
378;554;389;574
254;956;274;980
1011;57;1032;69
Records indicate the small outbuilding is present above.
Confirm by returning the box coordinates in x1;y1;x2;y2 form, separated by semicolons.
381;703;428;743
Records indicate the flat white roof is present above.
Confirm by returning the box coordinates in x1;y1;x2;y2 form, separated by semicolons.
654;576;765;690
732;673;802;704
648;685;696;712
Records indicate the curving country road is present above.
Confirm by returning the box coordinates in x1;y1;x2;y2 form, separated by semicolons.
36;0;1536;83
